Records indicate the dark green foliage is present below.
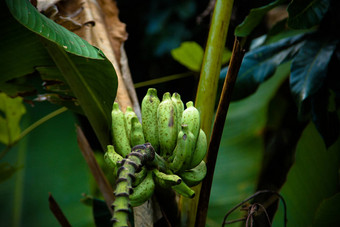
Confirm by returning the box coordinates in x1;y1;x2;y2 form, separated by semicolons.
1;0;118;148
222;0;340;147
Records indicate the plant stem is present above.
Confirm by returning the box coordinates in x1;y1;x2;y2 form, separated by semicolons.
18;107;68;141
195;38;245;227
12;132;28;227
195;0;234;139
182;0;234;226
134;72;192;89
0;107;68;160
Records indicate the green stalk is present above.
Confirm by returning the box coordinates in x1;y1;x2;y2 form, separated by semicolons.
0;107;68;160
181;0;234;226
195;0;234;139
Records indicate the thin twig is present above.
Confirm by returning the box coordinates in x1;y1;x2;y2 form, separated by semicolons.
76;125;114;214
195;37;245;227
222;190;287;227
48;193;72;227
0;107;68;159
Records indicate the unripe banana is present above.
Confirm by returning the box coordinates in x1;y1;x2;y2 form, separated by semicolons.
142;88;160;153
111;102;131;157
132;166;147;187
104;145;123;179
124;106;137;145
130;116;145;147
188;129;207;169
130;171;155;207
171;92;184;133
169;125;195;173
181;101;200;143
157;92;178;158
152;169;182;188
172;180;195;198
179;160;207;187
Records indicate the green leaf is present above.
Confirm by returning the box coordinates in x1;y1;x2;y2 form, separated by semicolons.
0;162;19;183
0;93;26;145
290;36;338;113
208;62;290;226
6;0;102;59
42;41;115;148
264;18;315;45
287;0;330;29
1;0;118;148
310;89;339;148
312;193;340;226
235;0;288;37
92;198;112;227
226;34;305;100
171;41;204;72
0;103;94;226
273;122;340;226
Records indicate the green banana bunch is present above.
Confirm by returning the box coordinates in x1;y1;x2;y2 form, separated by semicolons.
108;90;209;226
152;169;182;188
179;160;207;187
111;102;131;157
171;92;184;132
124;106;138;145
130;171;155;207
130;116;145;147
181;101;201;143
169;125;196;173
142;88;160;153
157;92;178;158
188;129;207;169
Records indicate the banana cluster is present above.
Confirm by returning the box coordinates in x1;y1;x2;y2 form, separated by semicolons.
106;88;208;215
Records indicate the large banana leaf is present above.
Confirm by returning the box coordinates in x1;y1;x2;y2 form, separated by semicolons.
273;122;340;226
1;0;118;148
235;0;288;37
287;0;330;29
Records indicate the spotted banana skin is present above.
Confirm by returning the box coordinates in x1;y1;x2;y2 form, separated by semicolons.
130;116;145;147
142;88;160;153
111;102;131;157
172;92;184;133
157;92;178;158
169;125;195;173
124;106;137;146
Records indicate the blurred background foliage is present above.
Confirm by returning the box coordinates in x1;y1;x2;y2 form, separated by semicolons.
1;0;340;226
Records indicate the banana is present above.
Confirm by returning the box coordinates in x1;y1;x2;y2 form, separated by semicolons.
188;129;207;169
179;160;207;187
124;106;137;145
130;171;155;207
181;101;200;143
157;92;178;158
104;145;123;169
172;180;195;198
104;145;123;179
142;88;160;153
152;169;182;188
171;92;184;133
111;102;131;157
132;166;147;187
169;125;195;173
130;116;145;147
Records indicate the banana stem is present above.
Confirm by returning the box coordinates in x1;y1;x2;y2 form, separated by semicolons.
184;0;235;226
195;37;245;227
112;144;155;226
